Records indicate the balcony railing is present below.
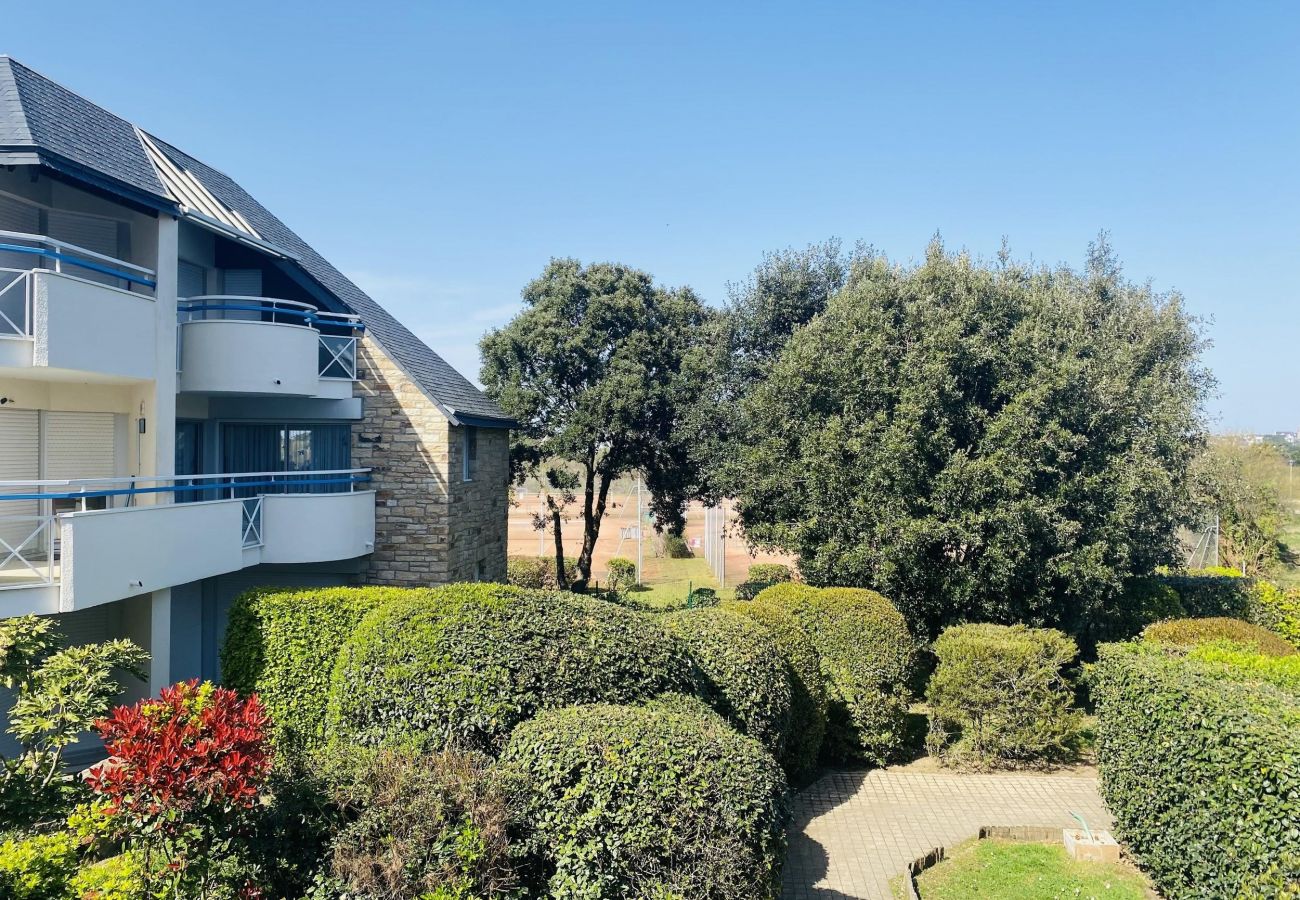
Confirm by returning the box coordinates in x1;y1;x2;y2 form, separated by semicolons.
0;469;370;590
0;231;157;338
178;297;362;380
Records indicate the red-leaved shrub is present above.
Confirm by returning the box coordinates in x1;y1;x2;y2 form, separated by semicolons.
87;680;273;896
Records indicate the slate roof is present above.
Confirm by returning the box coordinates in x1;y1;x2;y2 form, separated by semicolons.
0;56;512;427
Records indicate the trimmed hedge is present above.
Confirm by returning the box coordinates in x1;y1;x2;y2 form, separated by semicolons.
505;555;576;589
220;586;423;761
1141;616;1297;657
501;697;788;900
1093;643;1300;898
747;564;792;585
925;624;1082;768
726;599;828;783
326;583;692;752
756;584;914;764
662;608;793;759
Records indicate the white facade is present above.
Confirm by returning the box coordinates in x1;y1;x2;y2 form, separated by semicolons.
0;166;375;722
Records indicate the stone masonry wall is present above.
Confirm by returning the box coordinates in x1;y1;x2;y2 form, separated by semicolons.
352;336;508;584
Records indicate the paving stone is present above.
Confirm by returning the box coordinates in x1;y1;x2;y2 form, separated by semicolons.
782;768;1112;899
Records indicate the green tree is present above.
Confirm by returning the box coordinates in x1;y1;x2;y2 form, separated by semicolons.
480;259;712;587
685;239;863;500
729;236;1212;638
1192;437;1293;575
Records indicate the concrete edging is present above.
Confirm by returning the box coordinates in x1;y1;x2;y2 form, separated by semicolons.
902;825;1065;900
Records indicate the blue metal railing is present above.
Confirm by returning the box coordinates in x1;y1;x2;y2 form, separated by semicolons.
0;470;370;503
0;241;157;290
178;297;363;333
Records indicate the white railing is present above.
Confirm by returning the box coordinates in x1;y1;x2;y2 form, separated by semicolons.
0;468;369;589
0;230;156;291
0;268;34;337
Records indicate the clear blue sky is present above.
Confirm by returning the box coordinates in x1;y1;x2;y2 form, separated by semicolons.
8;2;1297;432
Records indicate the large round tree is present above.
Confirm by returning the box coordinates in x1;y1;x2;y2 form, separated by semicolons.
729;237;1213;639
480;259;712;588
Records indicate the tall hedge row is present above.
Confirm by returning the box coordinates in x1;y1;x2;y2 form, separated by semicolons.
1093;643;1300;897
326;583;692;752
220;586;424;761
755;583;914;764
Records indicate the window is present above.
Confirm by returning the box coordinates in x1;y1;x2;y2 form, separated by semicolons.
220;422;351;494
462;426;478;482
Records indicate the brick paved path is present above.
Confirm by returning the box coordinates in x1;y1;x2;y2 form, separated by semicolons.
781;769;1113;899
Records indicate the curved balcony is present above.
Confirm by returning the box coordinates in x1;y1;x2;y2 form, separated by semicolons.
177;297;361;397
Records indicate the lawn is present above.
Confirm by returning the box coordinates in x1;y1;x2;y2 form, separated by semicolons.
627;555;732;607
911;839;1154;899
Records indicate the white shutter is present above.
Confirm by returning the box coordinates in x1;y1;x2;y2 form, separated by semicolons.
0;409;41;565
44;412;117;480
46;210;119;258
221;269;262;297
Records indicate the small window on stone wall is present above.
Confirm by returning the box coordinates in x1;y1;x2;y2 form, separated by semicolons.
476;558;487;582
462;426;478;482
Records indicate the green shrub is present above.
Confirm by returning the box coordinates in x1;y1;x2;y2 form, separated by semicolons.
1159;570;1253;619
1141;616;1297;657
664;533;692;558
323;747;522;899
0;831;77;900
605;557;637;592
756;584;914;764
687;586;719;607
747;564;792;585
1093;643;1300;898
733;581;770;601
501;697;787;899
1249;581;1300;647
220;586;422;761
926;624;1083;768
327;583;691;752
505;555;576;589
727;600;828;783
70;853;144;900
662;608;792;758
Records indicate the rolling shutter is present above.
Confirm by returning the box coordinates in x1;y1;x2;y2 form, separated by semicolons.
44;412;117;481
0;193;40;234
0;409;41;566
46;210;119;258
178;261;207;299
221;269;262;297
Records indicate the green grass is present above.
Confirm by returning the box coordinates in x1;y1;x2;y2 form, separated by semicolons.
626;556;732;607
913;839;1152;899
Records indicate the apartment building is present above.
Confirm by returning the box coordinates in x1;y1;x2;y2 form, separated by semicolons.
0;57;513;717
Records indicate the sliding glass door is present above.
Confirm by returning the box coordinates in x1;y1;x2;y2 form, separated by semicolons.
220;423;351;495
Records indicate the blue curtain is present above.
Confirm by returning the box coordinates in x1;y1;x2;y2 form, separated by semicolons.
220;423;351;495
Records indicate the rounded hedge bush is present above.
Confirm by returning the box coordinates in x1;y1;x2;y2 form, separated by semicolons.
325;583;692;752
1142;616;1297;657
505;555;576;589
220;586;427;761
662;608;793;759
501;696;788;900
756;583;914;764
926;623;1083;768
726;599;828;783
747;563;793;585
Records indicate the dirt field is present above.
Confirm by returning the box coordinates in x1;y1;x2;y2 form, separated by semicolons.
509;486;793;589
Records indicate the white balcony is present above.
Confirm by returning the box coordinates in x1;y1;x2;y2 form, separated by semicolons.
0;470;375;615
0;232;157;381
177;297;360;397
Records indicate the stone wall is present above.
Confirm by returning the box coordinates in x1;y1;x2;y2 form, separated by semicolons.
352;336;508;584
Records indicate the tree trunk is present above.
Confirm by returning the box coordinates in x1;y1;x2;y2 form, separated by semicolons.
577;468;615;584
550;506;568;589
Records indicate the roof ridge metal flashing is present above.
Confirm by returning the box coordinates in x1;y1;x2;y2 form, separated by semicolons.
137;128;263;239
